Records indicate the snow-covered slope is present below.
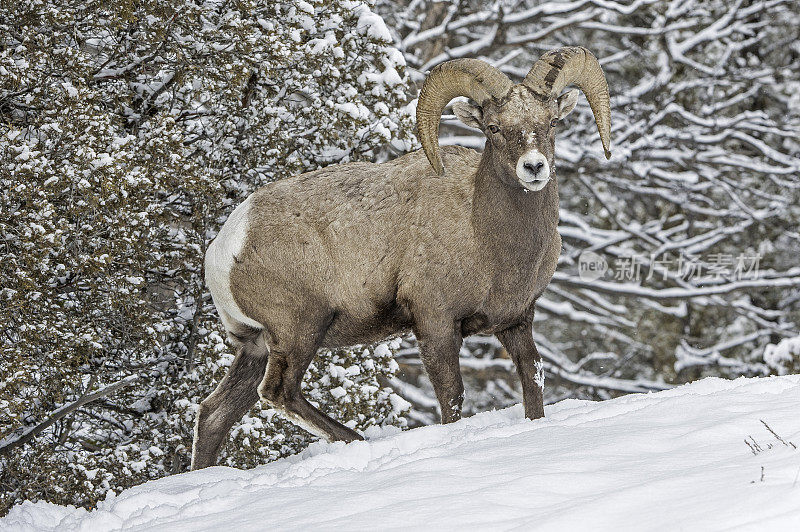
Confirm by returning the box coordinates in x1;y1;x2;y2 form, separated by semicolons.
5;375;800;531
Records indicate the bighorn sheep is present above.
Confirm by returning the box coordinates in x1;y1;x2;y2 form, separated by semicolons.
192;46;611;469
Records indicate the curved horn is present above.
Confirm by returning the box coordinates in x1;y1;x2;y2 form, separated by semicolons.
524;47;612;159
417;59;513;175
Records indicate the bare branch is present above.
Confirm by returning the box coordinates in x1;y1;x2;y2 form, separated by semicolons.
0;376;140;456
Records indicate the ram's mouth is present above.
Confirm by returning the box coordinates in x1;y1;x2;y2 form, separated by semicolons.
520;178;550;192
516;150;551;191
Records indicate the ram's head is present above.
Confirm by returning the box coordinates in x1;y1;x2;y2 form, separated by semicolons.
417;47;611;191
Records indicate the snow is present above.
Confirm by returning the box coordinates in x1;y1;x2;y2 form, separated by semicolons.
355;6;392;42
60;81;78;98
329;386;346;399
5;375;800;531
764;336;800;375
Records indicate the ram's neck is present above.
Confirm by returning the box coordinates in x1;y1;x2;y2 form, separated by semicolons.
471;150;560;251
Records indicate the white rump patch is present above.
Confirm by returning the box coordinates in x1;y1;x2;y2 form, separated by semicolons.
205;195;262;330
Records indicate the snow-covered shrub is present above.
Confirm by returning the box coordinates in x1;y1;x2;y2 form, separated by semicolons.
0;0;412;514
763;337;800;376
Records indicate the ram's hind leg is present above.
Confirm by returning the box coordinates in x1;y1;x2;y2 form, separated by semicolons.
258;323;363;443
192;327;269;470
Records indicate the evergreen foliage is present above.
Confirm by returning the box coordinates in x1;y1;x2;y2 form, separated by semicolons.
1;0;412;513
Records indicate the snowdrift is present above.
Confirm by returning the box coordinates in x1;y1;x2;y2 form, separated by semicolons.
5;375;800;531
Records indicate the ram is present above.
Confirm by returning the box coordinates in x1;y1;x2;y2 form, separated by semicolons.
192;46;611;469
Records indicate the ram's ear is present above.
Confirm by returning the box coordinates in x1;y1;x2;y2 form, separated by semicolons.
452;101;483;129
556;89;579;120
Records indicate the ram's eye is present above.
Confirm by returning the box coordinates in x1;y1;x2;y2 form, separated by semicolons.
487;124;500;134
550;118;558;128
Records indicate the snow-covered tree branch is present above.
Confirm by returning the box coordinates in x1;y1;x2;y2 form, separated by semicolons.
376;0;800;414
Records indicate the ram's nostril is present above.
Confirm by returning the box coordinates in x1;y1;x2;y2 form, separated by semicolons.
523;161;545;175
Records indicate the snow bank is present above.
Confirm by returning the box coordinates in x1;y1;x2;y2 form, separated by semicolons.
5;375;800;531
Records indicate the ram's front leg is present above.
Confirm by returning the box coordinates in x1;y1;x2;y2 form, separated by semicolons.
496;321;545;419
415;321;465;424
